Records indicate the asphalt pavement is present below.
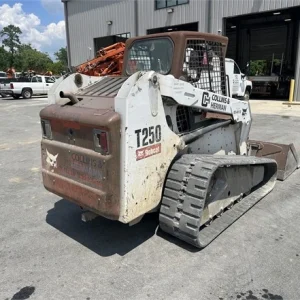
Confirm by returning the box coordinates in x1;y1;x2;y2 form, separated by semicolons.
0;97;300;300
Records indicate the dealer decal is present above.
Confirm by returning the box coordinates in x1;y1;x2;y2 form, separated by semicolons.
68;152;104;181
136;144;161;161
202;92;210;107
211;94;230;105
202;93;230;112
211;102;227;111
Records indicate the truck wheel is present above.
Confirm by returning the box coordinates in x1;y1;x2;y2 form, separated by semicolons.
243;90;250;101
22;89;32;99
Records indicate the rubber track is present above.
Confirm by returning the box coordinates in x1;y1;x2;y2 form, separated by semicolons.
159;154;277;248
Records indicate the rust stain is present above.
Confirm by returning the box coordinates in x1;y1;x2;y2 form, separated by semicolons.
205;111;232;121
61;120;81;129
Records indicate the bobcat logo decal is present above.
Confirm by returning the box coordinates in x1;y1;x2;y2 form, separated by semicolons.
46;149;58;170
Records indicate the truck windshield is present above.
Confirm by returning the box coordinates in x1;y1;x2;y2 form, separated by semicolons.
125;38;173;75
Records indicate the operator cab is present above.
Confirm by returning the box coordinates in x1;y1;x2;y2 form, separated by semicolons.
122;31;227;96
125;37;173;75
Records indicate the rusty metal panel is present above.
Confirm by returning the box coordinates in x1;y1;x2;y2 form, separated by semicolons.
40;103;121;220
247;140;299;181
205;111;233;120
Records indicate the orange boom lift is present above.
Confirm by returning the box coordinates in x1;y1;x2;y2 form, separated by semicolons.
76;42;125;76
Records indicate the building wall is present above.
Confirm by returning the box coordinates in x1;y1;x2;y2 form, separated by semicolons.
66;0;300;66
138;0;300;35
65;0;300;100
137;0;209;35
208;0;300;101
210;0;300;33
66;0;134;66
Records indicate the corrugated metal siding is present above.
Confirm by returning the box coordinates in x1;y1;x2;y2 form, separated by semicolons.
67;0;300;64
138;0;208;34
67;0;134;66
66;0;300;101
211;0;300;33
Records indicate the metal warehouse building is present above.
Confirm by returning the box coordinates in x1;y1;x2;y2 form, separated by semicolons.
62;0;300;101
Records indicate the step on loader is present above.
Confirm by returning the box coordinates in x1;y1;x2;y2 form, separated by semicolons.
39;31;299;249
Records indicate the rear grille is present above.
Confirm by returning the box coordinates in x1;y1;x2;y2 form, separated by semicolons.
77;76;128;98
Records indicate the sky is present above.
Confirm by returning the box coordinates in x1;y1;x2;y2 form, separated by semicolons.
0;0;66;60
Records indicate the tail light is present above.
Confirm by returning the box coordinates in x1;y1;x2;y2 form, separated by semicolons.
10;83;14;89
41;119;52;139
93;129;109;155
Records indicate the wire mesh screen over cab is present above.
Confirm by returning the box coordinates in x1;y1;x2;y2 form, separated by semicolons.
182;39;227;96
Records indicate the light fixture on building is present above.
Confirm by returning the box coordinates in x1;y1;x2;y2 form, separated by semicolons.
106;20;113;25
231;25;236;29
167;8;174;13
273;12;281;15
284;18;292;22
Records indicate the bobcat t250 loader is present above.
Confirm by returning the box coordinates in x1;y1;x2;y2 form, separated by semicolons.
39;31;299;248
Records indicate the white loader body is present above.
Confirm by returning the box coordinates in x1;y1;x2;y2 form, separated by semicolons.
115;72;251;222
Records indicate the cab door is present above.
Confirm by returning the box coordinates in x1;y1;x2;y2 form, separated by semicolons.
233;62;245;96
31;76;42;94
232;62;242;95
44;76;55;93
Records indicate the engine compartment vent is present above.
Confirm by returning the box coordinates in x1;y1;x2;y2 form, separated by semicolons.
76;76;128;98
176;105;190;133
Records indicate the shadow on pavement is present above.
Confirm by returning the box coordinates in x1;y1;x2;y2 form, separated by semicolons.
46;199;159;257
46;199;201;255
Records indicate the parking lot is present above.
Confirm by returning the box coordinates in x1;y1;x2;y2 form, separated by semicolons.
1;96;300;300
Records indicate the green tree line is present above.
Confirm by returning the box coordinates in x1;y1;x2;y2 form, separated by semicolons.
0;25;68;75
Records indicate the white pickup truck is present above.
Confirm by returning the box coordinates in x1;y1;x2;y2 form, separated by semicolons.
225;58;252;101
1;75;56;99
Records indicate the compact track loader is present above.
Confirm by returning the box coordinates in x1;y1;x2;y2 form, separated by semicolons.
40;31;299;249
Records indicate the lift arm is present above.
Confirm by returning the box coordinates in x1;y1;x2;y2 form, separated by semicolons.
148;72;252;155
